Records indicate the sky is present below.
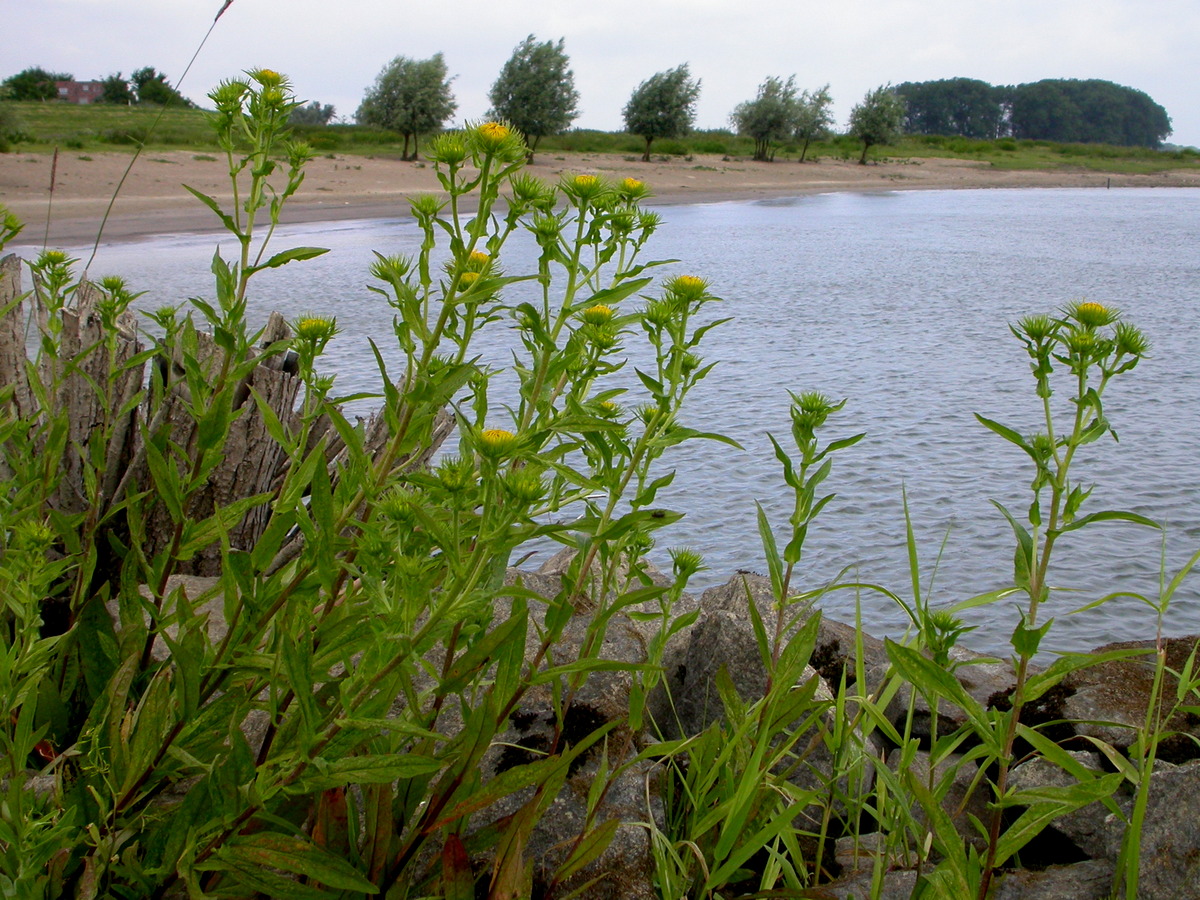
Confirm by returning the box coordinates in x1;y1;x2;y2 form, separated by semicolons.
12;0;1200;148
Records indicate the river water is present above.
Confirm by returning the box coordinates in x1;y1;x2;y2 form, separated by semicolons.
16;186;1200;655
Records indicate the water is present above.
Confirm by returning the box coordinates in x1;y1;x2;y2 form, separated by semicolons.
14;187;1200;655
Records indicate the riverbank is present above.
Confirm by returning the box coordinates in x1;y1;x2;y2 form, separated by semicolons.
3;149;1199;246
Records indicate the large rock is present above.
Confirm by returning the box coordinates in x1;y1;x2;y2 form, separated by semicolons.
991;859;1115;899
1008;751;1116;859
470;756;663;900
1062;636;1200;760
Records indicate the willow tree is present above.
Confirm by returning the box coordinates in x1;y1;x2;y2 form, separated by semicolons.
357;54;457;161
731;76;799;162
848;84;906;164
488;35;579;161
623;64;701;162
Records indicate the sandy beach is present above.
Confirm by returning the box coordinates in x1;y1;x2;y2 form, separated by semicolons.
2;148;1198;247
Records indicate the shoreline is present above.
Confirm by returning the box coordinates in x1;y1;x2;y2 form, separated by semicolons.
2;149;1199;247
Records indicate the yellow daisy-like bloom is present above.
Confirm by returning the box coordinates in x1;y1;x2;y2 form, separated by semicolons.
597;400;621;418
479;121;510;142
617;177;650;201
581;304;614;325
1073;301;1113;328
472;120;523;159
667;275;708;301
479;428;518;457
468;251;490;267
565;173;609;201
294;315;338;343
458;271;480;287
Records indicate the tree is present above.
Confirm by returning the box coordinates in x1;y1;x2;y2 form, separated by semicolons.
2;67;72;101
131;67;191;107
793;84;834;162
1010;79;1171;147
622;64;701;162
100;73;134;105
488;35;579;160
357;54;456;160
848;84;906;164
894;78;1004;139
290;100;337;126
731;76;799;162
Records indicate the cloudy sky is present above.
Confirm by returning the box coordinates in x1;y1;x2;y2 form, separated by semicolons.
14;0;1200;147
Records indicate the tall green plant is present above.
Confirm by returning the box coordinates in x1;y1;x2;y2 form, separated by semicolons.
886;301;1156;897
0;69;727;898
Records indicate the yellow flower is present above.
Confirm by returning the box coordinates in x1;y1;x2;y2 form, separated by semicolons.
666;275;709;302
459;271;480;287
581;304;614;325
294;315;338;343
479;428;518;457
468;251;490;266
479;121;510;142
617;177;650;201
564;173;609;202
1073;301;1115;328
471;120;525;160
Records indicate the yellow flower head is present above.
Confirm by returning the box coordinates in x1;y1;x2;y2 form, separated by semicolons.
1072;301;1115;328
666;275;708;301
470;120;525;161
597;400;621;418
618;177;650;201
458;271;480;287
253;68;282;87
479;428;518;457
294;315;338;343
581;304;614;325
478;121;510;142
564;173;609;202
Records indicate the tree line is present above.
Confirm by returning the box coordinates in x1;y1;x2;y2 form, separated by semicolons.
4;45;1174;160
354;37;1175;165
895;77;1172;147
1;65;192;108
353;36;909;165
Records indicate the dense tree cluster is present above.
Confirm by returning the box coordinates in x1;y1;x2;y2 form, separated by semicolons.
290;100;336;126
895;77;1171;147
2;67;73;101
0;65;191;107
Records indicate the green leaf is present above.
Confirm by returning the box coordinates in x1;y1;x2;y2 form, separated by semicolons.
755;501;784;601
975;413;1033;453
247;246;330;274
991;499;1034;591
1058;508;1160;535
297;754;444;791
994;774;1123;867
885;639;996;750
183;184;238;234
1011;615;1053;659
202;833;378;893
